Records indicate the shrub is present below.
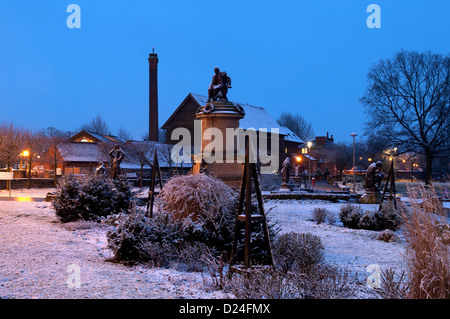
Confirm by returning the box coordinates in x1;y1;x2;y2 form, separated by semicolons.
106;208;153;264
312;207;329;224
339;204;363;229
376;229;399;243
156;174;236;221
379;201;402;231
53;174;133;223
358;210;382;230
272;232;324;273
226;265;359;299
53;175;84;223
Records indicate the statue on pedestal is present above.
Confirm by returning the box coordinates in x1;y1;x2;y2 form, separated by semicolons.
365;161;383;191
207;67;232;102
360;161;383;204
279;157;292;191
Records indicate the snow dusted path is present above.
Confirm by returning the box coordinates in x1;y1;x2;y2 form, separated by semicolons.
0;201;226;299
266;200;408;279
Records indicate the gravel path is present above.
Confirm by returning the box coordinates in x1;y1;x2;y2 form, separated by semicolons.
0;201;226;299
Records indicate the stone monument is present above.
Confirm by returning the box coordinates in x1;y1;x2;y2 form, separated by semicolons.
192;67;245;187
360;161;383;204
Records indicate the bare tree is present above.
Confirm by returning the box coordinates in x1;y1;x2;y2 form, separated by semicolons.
330;143;353;177
22;129;46;189
0;122;24;171
80;114;111;135
40;127;71;187
0;123;25;190
117;127;132;142
277;112;314;142
361;50;450;184
127;142;155;188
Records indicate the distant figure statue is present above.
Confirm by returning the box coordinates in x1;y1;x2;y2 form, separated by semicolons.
108;145;125;180
207;67;232;102
365;161;383;191
280;157;291;185
95;161;106;177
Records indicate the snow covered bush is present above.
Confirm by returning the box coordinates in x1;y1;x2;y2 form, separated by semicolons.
339;202;401;231
53;175;84;223
53;174;133;223
226;265;358;299
79;175;117;219
155;174;238;254
107;207;181;266
156;174;236;220
339;203;363;229
272;232;324;273
312;207;332;224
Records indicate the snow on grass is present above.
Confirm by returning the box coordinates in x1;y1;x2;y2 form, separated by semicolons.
0;188;409;299
265;199;408;280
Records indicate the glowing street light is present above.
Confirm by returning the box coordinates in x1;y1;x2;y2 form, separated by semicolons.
350;132;357;195
307;141;312;188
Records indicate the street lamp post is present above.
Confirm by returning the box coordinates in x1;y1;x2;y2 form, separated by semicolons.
350;133;357;195
307;141;312;189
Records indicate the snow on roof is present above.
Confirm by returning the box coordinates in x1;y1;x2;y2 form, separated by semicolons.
59;142;104;163
121;140;192;168
190;94;304;144
85;131;123;143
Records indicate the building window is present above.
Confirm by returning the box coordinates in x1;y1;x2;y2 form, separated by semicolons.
301;148;308;154
285;148;288;154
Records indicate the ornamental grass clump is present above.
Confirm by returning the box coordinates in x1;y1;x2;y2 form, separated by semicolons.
401;183;450;299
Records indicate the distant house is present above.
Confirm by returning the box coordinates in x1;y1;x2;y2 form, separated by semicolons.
297;133;338;177
56;130;124;175
37;130;191;181
161;93;304;172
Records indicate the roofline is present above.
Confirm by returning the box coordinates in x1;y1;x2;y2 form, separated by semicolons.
161;93;201;129
68;130;101;143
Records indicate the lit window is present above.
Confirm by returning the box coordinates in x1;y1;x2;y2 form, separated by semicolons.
301;148;308;154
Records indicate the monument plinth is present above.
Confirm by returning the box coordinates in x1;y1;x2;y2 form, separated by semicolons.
192;100;246;188
192;67;246;188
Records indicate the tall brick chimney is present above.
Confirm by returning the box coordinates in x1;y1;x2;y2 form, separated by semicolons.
148;49;159;141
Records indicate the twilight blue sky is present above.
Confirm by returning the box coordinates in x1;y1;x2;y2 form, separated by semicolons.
1;0;449;143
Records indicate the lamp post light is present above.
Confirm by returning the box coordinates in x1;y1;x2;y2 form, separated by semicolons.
350;133;357;195
307;141;312;189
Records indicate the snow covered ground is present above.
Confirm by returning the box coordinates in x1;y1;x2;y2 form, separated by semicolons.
0;188;415;299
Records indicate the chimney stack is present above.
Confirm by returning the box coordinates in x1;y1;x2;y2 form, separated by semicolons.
148;49;159;141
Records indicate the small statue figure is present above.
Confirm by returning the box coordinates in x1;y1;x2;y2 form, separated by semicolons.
95;161;106;177
207;67;232;102
365;161;383;191
280;157;291;185
109;145;125;180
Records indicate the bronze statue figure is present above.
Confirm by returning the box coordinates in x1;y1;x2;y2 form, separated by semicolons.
207;67;232;102
109;145;125;180
95;161;106;177
280;157;291;184
365;161;383;191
